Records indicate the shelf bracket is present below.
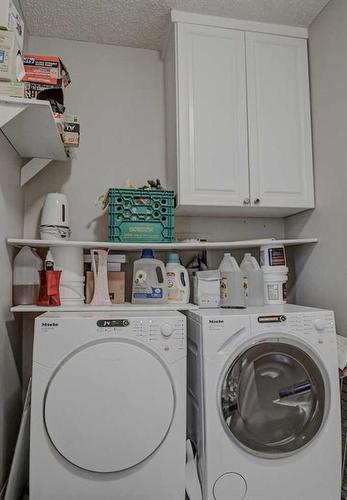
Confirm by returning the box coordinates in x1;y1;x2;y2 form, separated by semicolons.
0;101;27;128
20;158;52;186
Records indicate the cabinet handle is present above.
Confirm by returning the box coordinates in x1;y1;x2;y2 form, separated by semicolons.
254;198;260;204
243;198;250;205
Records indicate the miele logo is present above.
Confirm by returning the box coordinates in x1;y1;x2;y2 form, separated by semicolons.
41;322;59;327
209;320;224;324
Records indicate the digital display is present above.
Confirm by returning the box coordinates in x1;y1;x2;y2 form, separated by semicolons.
96;319;130;328
257;315;286;324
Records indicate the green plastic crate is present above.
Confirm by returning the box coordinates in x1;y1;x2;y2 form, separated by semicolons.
108;189;175;243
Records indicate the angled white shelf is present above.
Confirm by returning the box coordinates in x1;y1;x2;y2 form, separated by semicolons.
7;237;318;251
0;96;70;186
10;303;199;313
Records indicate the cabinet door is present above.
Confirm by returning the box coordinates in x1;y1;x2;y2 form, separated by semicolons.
246;32;314;209
177;24;249;208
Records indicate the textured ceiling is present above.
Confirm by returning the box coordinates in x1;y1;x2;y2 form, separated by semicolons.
20;0;331;50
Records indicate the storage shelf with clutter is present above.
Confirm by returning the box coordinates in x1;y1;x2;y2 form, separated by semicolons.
0;96;70;186
7;237;318;251
0;8;80;187
10;303;199;313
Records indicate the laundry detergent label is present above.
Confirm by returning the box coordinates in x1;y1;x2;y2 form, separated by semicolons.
133;287;164;299
167;272;183;301
220;277;228;300
243;277;249;299
268;248;286;266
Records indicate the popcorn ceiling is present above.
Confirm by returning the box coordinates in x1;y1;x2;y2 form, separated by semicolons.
20;0;330;50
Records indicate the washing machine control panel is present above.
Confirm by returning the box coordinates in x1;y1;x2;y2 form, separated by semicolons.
252;312;335;340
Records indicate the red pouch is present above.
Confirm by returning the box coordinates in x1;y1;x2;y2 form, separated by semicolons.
37;270;62;306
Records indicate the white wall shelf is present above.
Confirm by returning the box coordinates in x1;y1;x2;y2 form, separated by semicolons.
10;303;199;313
0;96;70;186
7;237;318;251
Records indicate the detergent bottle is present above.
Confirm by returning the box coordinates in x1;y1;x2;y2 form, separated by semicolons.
218;253;244;308
240;253;264;306
166;253;190;304
132;249;168;304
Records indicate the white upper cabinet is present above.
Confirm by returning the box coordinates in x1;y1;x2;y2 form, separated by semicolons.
163;13;314;217
176;24;249;209
246;32;314;209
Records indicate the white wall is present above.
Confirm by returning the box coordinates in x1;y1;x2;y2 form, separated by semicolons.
285;0;347;333
0;134;23;489
24;36;284;243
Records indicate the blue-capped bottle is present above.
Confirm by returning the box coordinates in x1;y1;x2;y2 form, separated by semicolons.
132;249;168;304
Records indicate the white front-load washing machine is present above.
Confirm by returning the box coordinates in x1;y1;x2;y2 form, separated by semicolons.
30;311;186;500
186;305;341;500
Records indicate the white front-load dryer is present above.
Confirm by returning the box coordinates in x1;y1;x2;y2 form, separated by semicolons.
186;304;341;500
30;311;186;500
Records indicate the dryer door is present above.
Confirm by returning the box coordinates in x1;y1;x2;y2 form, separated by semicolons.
44;339;175;472
220;340;327;457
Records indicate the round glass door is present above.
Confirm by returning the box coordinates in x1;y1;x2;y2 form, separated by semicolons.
221;341;327;457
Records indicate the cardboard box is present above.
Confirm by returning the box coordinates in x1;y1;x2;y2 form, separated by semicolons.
0;0;25;50
23;54;71;88
24;81;64;105
0;30;18;81
53;113;64;134
85;271;125;304
63;114;80;147
0;80;24;97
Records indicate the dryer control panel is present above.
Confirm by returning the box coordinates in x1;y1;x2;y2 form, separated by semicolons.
95;317;186;363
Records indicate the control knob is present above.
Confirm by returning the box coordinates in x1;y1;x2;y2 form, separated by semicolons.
161;323;174;337
314;319;326;332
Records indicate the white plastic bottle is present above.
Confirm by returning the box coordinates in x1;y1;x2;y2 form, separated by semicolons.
166;253;190;304
240;253;264;306
218;253;245;308
132;249;168;304
13;246;43;305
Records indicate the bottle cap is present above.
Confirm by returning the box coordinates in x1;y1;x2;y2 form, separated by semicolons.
168;253;180;264
141;249;154;259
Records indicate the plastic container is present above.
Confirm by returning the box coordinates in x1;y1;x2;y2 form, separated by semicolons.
166;253;190;304
108;188;175;243
51;246;84;282
260;244;287;270
13;246;43;305
240;253;264;306
193;270;220;308
218;253;245;308
40;226;71;240
263;270;288;305
50;247;85;305
132;249;168;304
59;276;85;305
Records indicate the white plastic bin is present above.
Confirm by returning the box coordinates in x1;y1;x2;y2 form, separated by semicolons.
263;270;288;305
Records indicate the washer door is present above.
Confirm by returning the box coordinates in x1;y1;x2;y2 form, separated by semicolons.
221;340;327;457
44;340;175;472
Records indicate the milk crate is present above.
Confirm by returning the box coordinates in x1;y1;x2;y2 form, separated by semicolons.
108;189;175;243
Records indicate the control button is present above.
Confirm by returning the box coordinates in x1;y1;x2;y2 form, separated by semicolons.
314;319;326;332
161;324;174;337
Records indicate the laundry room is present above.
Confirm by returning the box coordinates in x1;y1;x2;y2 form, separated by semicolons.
0;0;346;498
